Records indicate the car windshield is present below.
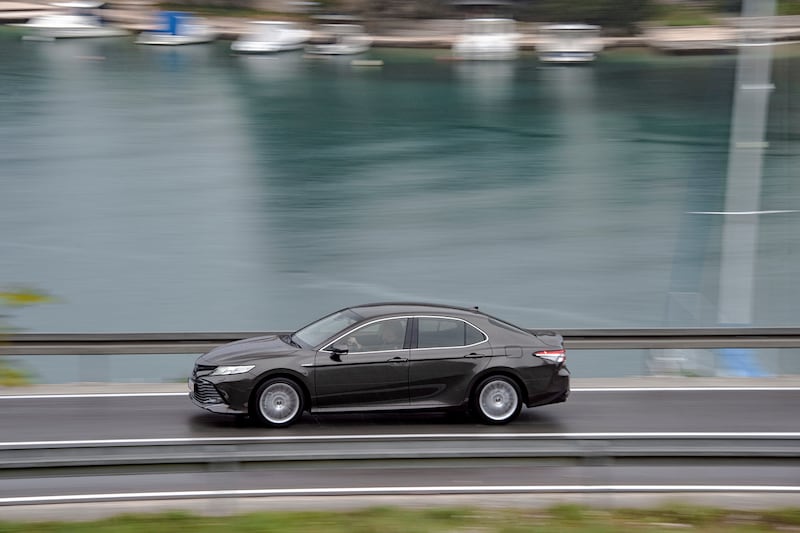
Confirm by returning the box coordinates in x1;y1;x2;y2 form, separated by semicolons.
293;309;362;348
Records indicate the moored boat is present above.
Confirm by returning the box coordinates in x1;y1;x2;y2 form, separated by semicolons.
231;20;311;54
305;23;371;55
13;1;129;40
536;23;603;63
453;17;519;61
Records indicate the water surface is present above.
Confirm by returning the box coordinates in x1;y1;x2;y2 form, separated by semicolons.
1;33;799;379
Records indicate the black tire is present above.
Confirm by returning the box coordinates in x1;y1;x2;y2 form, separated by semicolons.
471;375;522;425
250;377;304;428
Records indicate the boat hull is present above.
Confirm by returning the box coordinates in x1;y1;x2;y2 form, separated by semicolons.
14;16;129;39
231;41;306;54
135;32;216;45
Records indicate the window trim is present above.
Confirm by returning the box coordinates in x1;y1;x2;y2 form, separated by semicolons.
320;314;490;354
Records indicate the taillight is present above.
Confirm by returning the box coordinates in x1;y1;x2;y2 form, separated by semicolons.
535;349;566;364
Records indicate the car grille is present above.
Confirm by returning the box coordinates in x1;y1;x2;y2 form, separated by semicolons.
193;379;223;404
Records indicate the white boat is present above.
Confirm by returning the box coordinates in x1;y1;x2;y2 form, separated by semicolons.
536;23;603;63
135;11;216;46
453;17;519;61
305;24;371;55
231;21;311;54
13;1;129;40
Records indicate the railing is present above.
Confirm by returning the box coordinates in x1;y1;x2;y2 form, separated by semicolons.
2;328;800;355
3;433;799;470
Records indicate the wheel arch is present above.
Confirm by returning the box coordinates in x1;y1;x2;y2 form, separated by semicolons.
466;368;528;407
248;370;311;414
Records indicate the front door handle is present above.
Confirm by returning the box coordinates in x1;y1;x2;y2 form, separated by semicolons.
388;357;408;363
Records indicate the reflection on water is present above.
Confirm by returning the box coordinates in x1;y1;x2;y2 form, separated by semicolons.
454;60;515;105
1;37;799;345
233;52;308;83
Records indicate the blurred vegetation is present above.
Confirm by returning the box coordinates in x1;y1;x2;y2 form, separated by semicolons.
156;3;306;19
716;0;800;14
516;0;655;34
779;0;800;15
649;3;716;26
153;0;798;33
1;505;799;531
0;364;29;387
0;287;54;387
0;288;54;308
154;0;656;33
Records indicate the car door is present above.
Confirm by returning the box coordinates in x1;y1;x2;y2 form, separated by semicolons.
313;317;410;410
408;316;491;407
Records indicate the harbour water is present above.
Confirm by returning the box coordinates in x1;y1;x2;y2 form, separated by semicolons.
1;32;799;380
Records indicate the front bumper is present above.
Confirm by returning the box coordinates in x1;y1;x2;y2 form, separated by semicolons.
188;378;247;415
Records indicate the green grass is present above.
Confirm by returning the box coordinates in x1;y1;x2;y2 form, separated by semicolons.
779;0;800;15
2;505;800;532
649;4;717;26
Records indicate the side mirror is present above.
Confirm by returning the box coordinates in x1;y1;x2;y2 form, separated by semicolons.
329;343;349;361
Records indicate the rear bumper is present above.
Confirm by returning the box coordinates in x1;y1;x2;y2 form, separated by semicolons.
526;366;570;407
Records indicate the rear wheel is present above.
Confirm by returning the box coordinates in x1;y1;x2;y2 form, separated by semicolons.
251;378;304;427
472;376;521;425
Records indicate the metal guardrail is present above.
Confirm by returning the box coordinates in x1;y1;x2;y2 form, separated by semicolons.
561;328;800;349
2;328;800;355
2;434;799;470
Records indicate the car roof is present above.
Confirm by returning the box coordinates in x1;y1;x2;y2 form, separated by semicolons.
347;302;485;320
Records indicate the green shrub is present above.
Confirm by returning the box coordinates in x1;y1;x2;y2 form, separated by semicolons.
0;362;31;386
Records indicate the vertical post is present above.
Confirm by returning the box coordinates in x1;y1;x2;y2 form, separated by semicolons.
717;0;775;326
716;0;775;376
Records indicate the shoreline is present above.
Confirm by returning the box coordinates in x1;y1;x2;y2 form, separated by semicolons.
2;3;800;53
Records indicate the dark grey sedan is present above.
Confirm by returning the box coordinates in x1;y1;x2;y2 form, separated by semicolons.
190;303;569;427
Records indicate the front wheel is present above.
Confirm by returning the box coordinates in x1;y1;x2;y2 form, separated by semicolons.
251;378;304;427
472;376;522;425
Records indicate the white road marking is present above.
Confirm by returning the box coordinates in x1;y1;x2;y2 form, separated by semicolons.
688;210;799;215
1;387;799;400
572;387;800;392
0;393;190;399
2;432;799;448
1;485;799;505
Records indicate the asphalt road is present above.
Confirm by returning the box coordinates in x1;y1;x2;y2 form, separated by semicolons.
2;389;798;441
1;388;798;518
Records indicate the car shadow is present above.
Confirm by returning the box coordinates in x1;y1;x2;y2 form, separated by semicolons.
187;407;567;433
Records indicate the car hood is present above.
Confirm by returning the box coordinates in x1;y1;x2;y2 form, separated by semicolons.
197;335;298;365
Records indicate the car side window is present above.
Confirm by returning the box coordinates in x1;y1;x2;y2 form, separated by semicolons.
418;318;487;348
465;323;485;345
341;318;408;353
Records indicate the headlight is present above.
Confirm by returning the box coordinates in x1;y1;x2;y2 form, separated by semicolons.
211;365;255;376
